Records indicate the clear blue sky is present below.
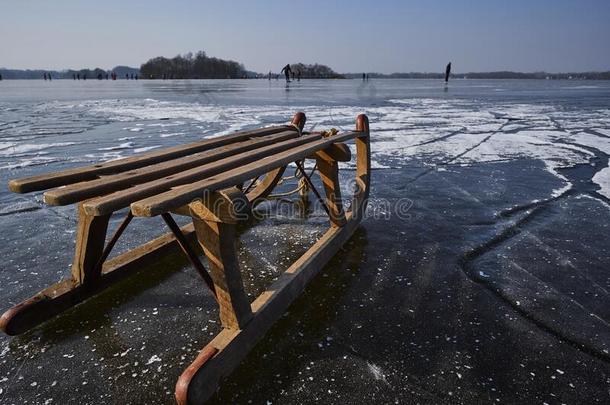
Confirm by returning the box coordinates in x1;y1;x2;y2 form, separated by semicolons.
1;0;609;73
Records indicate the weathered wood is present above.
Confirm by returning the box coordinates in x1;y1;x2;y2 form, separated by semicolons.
8;126;293;193
71;203;111;285
0;223;198;335
129;131;364;218
161;213;217;297
191;188;253;330
82;133;324;217
43;131;299;206
309;142;351;162
244;112;306;204
354;114;371;219
315;152;347;227
244;167;285;204
189;188;251;224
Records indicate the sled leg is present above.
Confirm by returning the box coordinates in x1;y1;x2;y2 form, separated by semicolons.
315;151;347;227
190;187;253;330
71;203;111;285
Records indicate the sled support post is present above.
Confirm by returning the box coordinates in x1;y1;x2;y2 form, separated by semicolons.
190;187;253;330
354;114;371;219
71;203;111;285
315;150;347;227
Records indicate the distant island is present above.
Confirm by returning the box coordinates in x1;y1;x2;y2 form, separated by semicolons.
1;49;608;80
140;51;245;79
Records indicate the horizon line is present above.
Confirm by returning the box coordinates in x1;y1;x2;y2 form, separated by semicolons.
2;66;610;76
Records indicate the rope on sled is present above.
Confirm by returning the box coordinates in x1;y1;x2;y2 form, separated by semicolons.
245;127;339;199
246;127;339;200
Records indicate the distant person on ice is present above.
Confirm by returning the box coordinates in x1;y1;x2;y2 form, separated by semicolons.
445;62;452;83
280;64;292;82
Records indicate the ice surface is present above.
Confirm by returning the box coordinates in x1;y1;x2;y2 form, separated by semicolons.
0;79;609;404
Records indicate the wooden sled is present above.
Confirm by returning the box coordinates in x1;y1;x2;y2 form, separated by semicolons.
1;112;371;404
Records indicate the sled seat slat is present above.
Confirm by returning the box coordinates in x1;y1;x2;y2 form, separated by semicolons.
43;130;299;206
8;125;292;194
128;131;363;217
80;133;327;216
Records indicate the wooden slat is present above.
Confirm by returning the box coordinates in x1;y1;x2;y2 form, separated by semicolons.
8;125;292;193
43;131;298;206
128;131;363;218
82;133;326;216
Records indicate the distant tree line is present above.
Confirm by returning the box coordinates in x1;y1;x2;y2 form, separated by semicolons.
140;51;246;79
3;63;609;81
0;66;139;80
344;71;610;80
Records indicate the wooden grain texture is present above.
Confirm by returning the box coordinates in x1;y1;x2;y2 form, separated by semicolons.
193;218;252;330
315;152;347;227
83;133;324;216
243;112;306;204
188;188;251;224
8;125;291;193
191;188;253;329
129;131;363;218
354;114;371;219
43;131;298;206
71;203;111;284
244;167;285;204
310;142;351;162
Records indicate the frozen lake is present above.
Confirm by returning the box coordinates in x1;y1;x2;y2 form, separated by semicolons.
0;79;609;403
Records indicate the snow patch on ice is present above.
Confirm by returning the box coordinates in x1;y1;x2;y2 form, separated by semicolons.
98;142;134;151
366;361;389;384
133;145;161;153
145;355;162;365
593;167;610;199
0;142;77;157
